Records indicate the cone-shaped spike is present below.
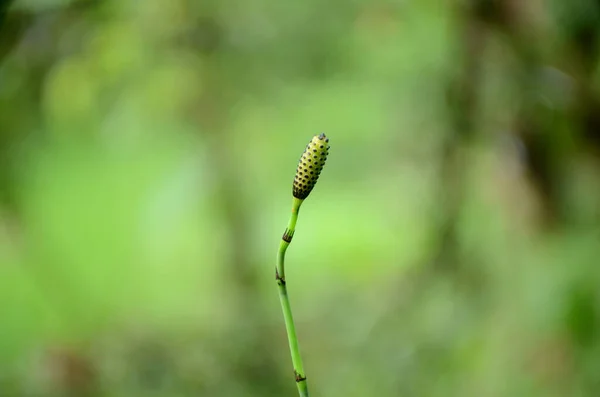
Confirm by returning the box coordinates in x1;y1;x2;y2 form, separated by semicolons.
292;133;330;200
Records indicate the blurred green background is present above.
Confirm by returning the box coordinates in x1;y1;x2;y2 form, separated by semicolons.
1;0;600;396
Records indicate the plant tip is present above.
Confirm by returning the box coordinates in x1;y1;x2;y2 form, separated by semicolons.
292;134;330;200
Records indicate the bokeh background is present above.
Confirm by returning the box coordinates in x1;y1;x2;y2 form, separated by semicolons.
1;0;600;396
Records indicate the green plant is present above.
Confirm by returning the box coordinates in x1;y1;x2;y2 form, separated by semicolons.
276;133;330;397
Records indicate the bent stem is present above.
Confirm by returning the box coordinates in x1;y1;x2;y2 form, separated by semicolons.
276;197;309;397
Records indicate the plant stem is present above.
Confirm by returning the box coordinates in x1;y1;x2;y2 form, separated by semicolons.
276;197;309;397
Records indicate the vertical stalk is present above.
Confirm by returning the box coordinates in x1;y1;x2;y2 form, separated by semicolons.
276;197;309;397
276;132;328;395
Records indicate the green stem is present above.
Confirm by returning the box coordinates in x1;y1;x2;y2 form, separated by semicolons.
276;197;309;397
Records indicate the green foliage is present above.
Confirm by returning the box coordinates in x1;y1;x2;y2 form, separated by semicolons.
1;0;600;396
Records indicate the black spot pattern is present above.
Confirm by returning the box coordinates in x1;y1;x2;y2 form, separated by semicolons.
292;133;330;199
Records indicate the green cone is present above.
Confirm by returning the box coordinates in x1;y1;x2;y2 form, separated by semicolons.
292;133;330;200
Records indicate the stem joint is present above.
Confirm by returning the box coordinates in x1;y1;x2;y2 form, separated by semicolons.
282;228;294;243
294;370;307;383
275;269;286;286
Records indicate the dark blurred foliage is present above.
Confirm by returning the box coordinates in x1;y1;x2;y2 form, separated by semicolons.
1;0;600;396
